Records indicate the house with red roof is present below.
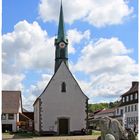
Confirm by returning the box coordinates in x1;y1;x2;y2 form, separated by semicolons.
2;91;34;132
94;109;115;119
2;91;22;132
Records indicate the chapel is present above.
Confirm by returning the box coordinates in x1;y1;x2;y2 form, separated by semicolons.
33;2;88;135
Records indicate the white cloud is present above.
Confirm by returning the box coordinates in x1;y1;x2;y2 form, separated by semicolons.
75;37;136;74
27;74;51;96
2;20;55;73
38;0;133;27
23;74;52;111
74;37;138;99
67;29;90;53
2;73;25;90
22;94;37;111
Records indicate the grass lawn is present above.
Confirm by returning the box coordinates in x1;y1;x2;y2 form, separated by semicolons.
2;132;14;139
92;130;101;136
2;131;38;139
13;131;38;138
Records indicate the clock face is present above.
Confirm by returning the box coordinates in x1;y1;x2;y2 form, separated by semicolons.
59;42;65;48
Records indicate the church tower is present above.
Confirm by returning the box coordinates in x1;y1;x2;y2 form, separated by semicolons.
54;2;68;73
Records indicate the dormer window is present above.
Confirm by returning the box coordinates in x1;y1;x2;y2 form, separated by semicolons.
126;96;129;102
130;94;133;100
61;82;66;92
135;93;138;99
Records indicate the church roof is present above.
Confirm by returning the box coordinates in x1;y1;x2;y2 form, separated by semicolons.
2;90;22;113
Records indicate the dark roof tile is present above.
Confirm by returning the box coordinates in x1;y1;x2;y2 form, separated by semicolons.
122;81;139;96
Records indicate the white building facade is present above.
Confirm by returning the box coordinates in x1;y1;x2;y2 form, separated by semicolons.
115;82;138;131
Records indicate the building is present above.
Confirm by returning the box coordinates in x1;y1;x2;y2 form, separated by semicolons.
88;109;115;129
2;91;34;132
115;81;138;130
93;109;115;119
33;3;88;135
2;91;22;132
19;112;34;131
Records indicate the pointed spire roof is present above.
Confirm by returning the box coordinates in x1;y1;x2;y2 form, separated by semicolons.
57;1;65;41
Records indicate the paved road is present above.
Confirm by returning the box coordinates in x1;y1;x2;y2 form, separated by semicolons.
2;135;98;140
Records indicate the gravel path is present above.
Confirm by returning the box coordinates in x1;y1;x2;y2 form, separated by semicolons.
2;134;98;140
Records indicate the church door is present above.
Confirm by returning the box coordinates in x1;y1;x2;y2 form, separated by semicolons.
58;118;69;135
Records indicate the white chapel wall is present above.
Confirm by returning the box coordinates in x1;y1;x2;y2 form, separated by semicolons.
34;99;40;132
40;62;87;132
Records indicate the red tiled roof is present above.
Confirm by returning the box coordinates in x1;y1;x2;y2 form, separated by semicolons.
2;91;22;113
122;81;138;96
96;109;115;115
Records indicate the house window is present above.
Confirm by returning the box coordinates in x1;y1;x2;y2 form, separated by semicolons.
125;106;127;112
134;117;136;123
135;105;137;111
61;82;66;92
120;109;123;116
128;117;130;124
1;114;6;120
8;114;14;120
135;93;138;99
130;94;133;100
128;106;130;112
126;96;129;102
136;117;138;123
131;105;133;112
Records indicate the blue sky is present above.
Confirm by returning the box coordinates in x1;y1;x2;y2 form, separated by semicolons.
2;0;138;110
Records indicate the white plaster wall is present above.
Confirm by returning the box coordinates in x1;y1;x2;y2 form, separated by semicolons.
124;103;138;129
2;114;17;132
34;99;40;132
18;99;22;113
40;62;87;133
115;103;138;129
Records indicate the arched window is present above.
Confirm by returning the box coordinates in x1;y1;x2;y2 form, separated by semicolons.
61;82;66;92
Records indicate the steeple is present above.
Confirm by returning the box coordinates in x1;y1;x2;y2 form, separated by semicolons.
57;1;65;41
54;1;68;73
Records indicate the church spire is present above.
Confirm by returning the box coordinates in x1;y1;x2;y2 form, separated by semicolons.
57;1;65;41
54;1;68;73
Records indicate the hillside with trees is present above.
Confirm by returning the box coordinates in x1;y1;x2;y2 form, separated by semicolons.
88;101;119;113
